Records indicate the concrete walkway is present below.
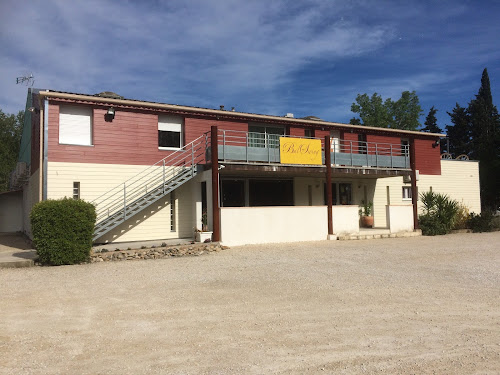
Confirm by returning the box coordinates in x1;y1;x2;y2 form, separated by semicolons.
0;232;37;268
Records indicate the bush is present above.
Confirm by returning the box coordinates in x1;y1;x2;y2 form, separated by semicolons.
30;198;96;265
468;211;495;233
419;191;459;236
452;202;470;230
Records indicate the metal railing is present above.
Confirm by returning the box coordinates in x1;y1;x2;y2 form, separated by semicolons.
93;132;210;225
217;129;410;168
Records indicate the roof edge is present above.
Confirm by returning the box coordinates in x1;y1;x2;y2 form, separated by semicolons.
38;91;446;138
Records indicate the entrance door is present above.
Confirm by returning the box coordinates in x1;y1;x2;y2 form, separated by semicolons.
330;130;340;153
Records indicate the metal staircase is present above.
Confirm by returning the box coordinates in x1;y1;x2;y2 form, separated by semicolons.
92;133;210;241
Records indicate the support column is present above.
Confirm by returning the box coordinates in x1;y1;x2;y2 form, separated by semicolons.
211;126;221;241
409;138;419;230
325;136;333;236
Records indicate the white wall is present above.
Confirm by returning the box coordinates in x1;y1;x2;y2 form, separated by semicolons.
373;159;481;229
47;162;195;243
221;206;328;246
332;205;359;234
387;205;414;233
0;191;23;232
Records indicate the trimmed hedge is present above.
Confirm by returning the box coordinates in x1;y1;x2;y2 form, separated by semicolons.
30;198;96;265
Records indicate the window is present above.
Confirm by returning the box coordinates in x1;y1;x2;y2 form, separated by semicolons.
220;178;294;207
221;180;246;207
401;138;409;156
248;125;285;148
358;134;367;154
304;128;314;138
323;183;338;205
59;105;92;146
402;186;412;200
339;183;352;205
73;182;80;199
159;115;183;149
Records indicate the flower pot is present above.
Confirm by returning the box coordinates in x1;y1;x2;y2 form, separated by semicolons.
361;216;374;228
195;231;213;242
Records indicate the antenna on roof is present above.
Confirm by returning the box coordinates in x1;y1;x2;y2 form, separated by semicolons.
16;73;35;86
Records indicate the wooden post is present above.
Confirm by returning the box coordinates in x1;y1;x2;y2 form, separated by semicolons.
211;126;221;241
409;138;419;230
325;136;333;235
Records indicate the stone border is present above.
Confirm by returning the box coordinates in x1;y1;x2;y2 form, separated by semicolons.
91;242;226;263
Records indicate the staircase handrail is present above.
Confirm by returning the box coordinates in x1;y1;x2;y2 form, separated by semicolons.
93;132;210;221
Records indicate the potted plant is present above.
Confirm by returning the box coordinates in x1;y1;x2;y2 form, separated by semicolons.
359;200;374;228
195;211;212;242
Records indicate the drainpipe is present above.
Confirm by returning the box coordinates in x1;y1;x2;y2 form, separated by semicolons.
42;98;49;201
409;138;419;230
211;126;220;242
325;136;333;236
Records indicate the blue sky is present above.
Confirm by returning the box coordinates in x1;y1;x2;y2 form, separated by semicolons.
1;0;499;131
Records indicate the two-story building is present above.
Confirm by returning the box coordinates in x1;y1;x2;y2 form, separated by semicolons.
8;88;481;245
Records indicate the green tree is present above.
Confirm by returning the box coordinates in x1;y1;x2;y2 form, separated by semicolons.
0;109;24;191
422;106;442;133
350;91;423;130
467;68;500;210
446;103;470;156
390;91;423;130
350;93;392;127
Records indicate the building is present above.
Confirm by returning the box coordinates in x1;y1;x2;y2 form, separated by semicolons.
6;88;481;245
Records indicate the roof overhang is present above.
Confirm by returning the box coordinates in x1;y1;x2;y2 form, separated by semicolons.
38;90;446;138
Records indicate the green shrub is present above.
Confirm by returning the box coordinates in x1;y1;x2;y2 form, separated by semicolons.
419;213;448;236
30;198;96;265
452;202;470;230
468;211;495;233
419;191;459;236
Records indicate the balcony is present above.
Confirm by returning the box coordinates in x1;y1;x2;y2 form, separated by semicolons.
217;130;410;170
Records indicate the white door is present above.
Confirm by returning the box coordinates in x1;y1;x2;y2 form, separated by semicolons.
330;130;340;153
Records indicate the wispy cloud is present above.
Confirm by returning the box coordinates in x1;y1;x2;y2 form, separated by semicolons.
0;0;499;130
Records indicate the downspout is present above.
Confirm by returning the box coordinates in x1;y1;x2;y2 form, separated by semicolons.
42;98;49;201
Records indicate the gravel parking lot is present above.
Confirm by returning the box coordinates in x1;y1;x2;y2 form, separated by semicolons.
1;232;499;374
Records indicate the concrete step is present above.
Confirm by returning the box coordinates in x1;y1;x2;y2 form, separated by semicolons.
338;230;422;241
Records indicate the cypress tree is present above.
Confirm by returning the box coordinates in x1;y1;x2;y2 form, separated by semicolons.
468;68;500;210
446;104;470;156
422;106;442;133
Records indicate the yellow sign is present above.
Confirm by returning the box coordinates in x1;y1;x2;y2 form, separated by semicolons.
280;137;322;165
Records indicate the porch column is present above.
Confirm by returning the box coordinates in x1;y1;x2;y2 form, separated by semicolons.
325;136;333;235
409;138;419;230
211;126;221;241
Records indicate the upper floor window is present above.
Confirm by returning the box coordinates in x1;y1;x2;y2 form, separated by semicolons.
158;115;183;149
248;124;284;148
401;138;409;156
59;105;92;146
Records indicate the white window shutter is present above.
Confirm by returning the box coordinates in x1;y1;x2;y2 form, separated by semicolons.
59;105;92;145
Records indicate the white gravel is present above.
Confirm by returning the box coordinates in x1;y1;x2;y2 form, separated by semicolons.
1;232;499;374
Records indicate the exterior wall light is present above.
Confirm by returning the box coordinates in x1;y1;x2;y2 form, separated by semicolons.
28;106;40;114
432;139;440;148
106;107;115;119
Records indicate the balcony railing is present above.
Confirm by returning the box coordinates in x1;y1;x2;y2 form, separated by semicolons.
217;130;410;169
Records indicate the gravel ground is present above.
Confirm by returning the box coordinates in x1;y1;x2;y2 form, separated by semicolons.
1;232;499;374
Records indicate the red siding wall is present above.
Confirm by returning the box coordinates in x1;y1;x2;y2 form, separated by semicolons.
184;117;247;145
414;138;441;175
48;102;248;166
343;132;358;153
366;134;401;155
288;126;304;137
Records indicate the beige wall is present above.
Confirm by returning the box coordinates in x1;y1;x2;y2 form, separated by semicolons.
373;159;481;228
47;162;195;243
221;206;328;246
0;191;23;232
418;160;481;214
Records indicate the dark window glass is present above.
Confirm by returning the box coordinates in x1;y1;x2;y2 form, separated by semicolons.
324;183;338;205
358;134;367;154
339;183;352;205
221;180;245;207
249;179;293;206
159;130;181;148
